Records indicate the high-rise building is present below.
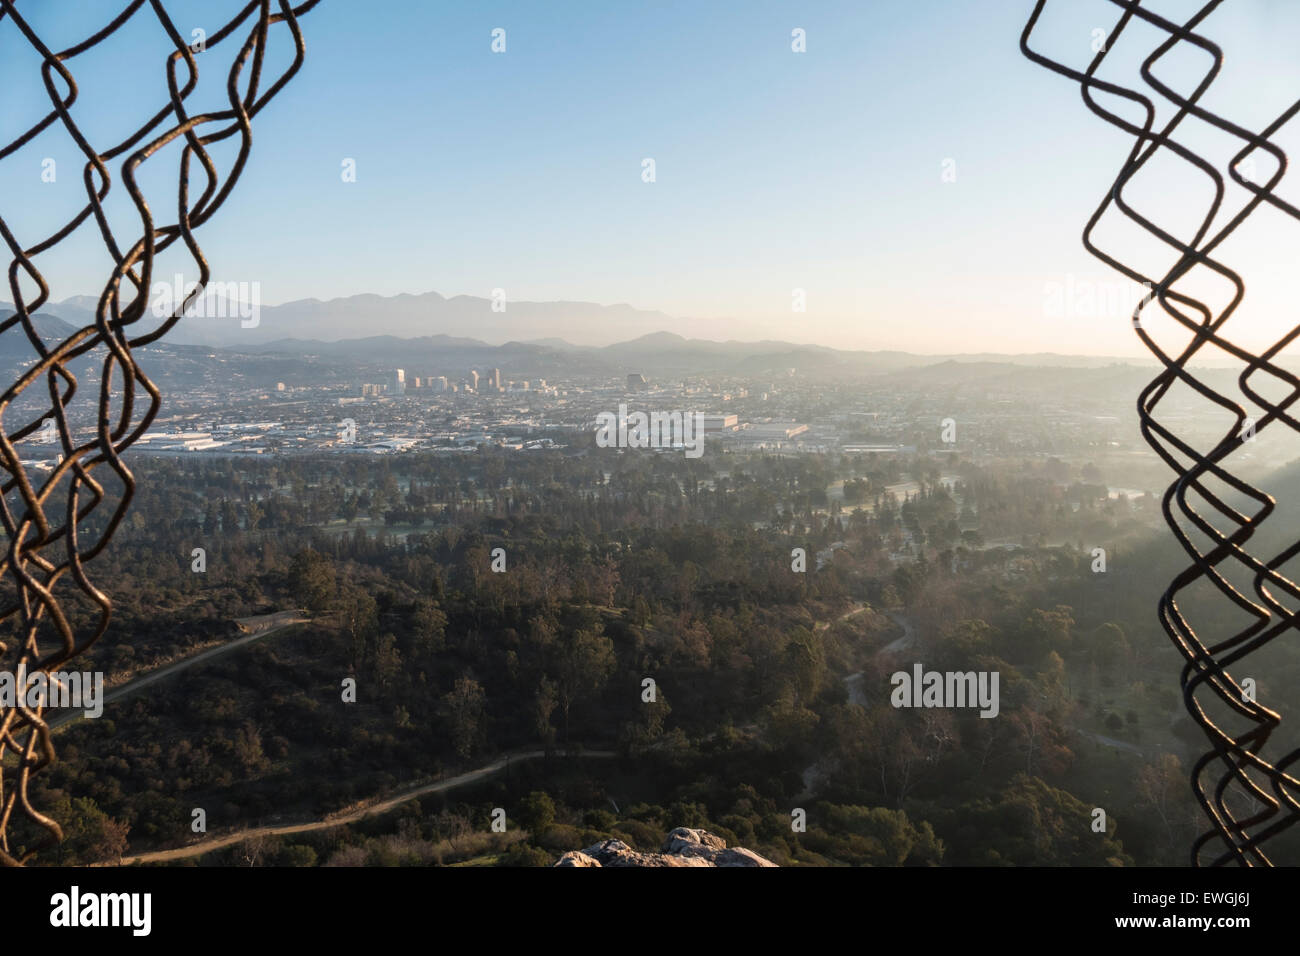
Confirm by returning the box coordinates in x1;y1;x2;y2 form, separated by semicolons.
435;376;448;392
490;368;501;390
468;369;479;391
391;369;406;396
628;372;647;390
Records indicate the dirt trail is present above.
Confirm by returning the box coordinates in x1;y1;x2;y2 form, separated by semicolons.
51;611;309;732
116;749;617;865
1075;729;1143;757
815;603;869;632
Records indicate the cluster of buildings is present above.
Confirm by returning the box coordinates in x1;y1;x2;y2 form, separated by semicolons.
16;358;1152;468
356;368;544;399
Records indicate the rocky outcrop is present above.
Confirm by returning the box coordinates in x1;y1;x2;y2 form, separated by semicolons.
555;827;776;867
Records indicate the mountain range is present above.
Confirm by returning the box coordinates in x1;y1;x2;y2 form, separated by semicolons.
2;291;1156;383
6;291;684;350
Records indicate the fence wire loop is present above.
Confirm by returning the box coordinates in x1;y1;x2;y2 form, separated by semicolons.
0;0;317;866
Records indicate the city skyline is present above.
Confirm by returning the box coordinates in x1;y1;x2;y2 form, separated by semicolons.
7;1;1300;358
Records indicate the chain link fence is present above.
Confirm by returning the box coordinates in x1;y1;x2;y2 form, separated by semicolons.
1023;0;1300;865
0;0;318;865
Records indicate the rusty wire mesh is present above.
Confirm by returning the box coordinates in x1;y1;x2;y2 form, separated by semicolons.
0;0;317;865
1023;0;1300;865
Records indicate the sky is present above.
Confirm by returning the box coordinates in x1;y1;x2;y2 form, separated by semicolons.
4;0;1300;355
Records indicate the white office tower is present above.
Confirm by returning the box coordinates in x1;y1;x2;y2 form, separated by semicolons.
391;368;406;395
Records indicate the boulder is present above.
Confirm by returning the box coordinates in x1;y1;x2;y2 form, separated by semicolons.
553;828;776;867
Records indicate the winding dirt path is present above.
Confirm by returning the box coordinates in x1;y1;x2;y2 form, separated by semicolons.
115;749;617;865
51;611;309;732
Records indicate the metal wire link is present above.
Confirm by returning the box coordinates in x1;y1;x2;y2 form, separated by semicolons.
0;0;317;866
1023;0;1300;865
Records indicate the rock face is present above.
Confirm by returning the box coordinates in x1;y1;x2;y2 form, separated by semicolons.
555;827;777;867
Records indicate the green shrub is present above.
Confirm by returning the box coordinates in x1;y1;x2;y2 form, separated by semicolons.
611;818;662;850
499;843;553;867
537;824;585;853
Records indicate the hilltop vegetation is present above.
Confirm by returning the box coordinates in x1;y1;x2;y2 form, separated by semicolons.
13;446;1291;865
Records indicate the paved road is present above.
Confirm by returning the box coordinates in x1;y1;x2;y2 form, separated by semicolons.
843;672;867;707
881;612;915;655
842;612;913;708
50;611;309;732
115;749;618;865
808;602;873;706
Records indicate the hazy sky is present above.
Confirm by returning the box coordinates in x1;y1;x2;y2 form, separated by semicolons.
4;0;1300;354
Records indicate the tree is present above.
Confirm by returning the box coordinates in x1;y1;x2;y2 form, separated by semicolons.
412;599;447;657
554;629;616;742
1136;753;1196;861
339;587;379;673
534;677;558;746
817;804;944;866
517;791;556;835
1010;705;1073;778
445;677;487;760
1002;606;1074;664
947;774;1131;865
238;834;276;867
629;595;652;627
220;499;240;534
288;548;335;612
1039;650;1068;714
587;558;620;607
372;633;403;692
278;844;318;867
52;796;130;865
1091;622;1129;674
784;627;826;704
939;619;993;672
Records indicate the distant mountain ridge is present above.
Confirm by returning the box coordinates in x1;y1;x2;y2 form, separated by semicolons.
1;301;1158;385
227;328;1153;376
5;292;1157;365
188;291;675;349
0;310;84;358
